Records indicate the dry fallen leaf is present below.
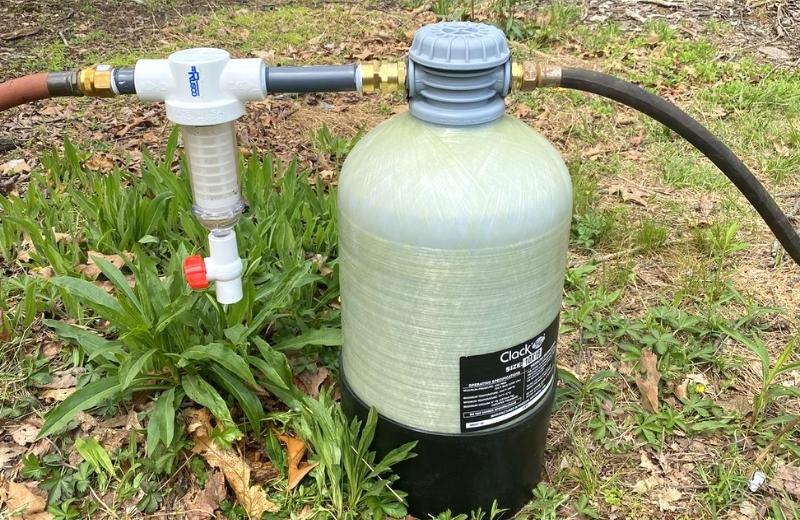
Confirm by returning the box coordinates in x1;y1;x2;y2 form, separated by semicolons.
657;487;682;511
41;341;61;359
37;367;82;389
697;193;716;218
635;348;661;413
17;231;71;264
639;451;659;472
279;433;319;490
83;153;116;173
607;184;650;207
31;266;55;279
95;410;142;453
0;480;52;519
75;411;98;433
11;423;40;446
40;388;76;402
0;444;26;468
0;158;31;175
773;141;791;157
717;394;752;416
296;366;330;399
186;409;278;518
514;104;532;118
632;474;663;493
183;470;228;520
77;251;135;280
770;463;800;498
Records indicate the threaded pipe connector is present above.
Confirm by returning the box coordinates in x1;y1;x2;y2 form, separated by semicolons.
360;61;406;94
511;62;562;91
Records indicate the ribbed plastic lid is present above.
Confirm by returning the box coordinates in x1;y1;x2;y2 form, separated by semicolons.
409;21;510;71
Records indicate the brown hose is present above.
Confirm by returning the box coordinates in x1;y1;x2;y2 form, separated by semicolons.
0;73;50;112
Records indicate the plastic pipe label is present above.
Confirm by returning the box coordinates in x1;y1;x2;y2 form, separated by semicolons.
459;317;558;433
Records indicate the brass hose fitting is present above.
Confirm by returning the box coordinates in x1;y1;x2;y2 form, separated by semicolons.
361;61;406;94
77;65;116;97
511;62;562;91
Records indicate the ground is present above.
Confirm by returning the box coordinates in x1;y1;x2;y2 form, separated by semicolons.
1;1;799;519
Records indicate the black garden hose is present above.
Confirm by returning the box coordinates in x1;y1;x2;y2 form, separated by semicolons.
554;67;800;266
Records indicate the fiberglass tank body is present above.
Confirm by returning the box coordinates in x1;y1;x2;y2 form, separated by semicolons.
339;21;572;517
338;111;572;433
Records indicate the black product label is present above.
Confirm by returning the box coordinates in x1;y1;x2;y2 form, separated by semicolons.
459;318;558;433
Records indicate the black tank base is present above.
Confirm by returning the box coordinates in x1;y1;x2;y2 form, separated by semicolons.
340;372;555;519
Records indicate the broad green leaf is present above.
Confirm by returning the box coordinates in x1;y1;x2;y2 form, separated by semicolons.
181;373;237;433
380;501;408;518
44;320;123;362
210;365;263;435
74;437;114;476
223;324;249;345
248;356;302;410
91;254;141;315
179;344;256;387
49;277;129;327
39;376;121;439
146;388;177;456
120;348;156;390
138;235;159;244
154;296;196;334
273;328;342;351
253;337;293;386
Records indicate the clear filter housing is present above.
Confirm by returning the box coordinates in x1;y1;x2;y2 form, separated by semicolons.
338;112;572;434
181;122;244;229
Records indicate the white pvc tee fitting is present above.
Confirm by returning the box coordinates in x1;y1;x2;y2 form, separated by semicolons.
183;231;244;305
134;48;266;125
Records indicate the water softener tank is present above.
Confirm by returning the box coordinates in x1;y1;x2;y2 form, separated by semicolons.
339;22;572;517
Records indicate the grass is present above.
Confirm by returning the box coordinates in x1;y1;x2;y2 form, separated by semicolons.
1;0;799;518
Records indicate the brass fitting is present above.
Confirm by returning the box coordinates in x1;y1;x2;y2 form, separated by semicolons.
511;62;562;91
360;61;406;94
77;65;116;97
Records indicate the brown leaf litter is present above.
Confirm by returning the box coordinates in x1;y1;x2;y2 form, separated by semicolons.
182;470;228;520
770;463;800;499
39;388;76;402
186;408;278;518
278;432;319;491
295;365;330;400
0;479;53;520
16;231;72;263
635;348;661;413
76;250;135;280
10;417;41;446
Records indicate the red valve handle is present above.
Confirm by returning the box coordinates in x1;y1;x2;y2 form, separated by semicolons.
183;255;208;290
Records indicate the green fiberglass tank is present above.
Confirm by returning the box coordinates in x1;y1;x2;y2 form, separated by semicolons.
339;21;572;518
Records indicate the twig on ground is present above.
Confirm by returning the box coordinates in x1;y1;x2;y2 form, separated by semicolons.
625;9;647;23
638;0;683;8
569;238;683;268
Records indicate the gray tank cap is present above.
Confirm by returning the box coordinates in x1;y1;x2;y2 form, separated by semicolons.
409;21;510;71
407;21;511;126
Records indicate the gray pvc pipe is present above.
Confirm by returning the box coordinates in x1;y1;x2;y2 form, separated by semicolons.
265;64;360;93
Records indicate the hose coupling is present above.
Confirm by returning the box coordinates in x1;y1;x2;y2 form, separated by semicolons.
78;65;116;97
511;62;562;91
360;60;406;94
